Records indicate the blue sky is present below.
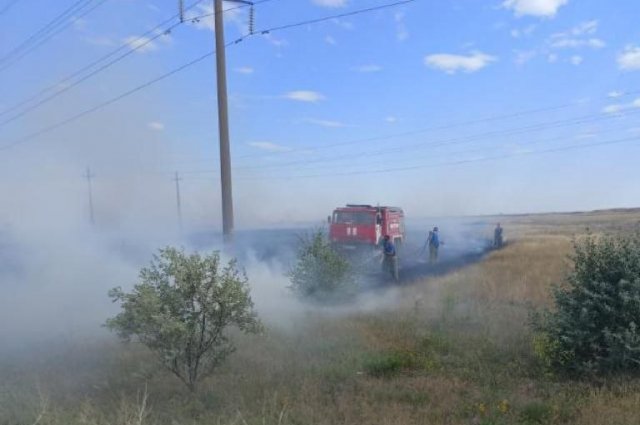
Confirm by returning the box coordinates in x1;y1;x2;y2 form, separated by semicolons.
1;0;640;228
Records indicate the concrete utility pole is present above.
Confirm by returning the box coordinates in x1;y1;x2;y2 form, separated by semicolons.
84;167;95;226
214;0;234;242
214;0;252;242
174;171;183;230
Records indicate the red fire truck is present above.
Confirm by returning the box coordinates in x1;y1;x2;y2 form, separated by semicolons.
328;204;405;249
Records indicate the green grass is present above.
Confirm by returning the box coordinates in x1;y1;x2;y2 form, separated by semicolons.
519;401;553;424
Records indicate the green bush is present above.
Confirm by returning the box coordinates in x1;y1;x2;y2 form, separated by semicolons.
287;229;356;302
363;351;417;378
533;232;640;375
363;347;439;378
107;247;262;392
519;401;552;424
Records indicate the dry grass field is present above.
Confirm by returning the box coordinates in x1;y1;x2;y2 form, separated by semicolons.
3;209;640;425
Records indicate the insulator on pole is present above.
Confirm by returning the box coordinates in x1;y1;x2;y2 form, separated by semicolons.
179;0;185;23
249;5;255;35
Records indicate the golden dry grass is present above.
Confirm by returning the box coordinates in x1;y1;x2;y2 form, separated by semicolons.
3;209;640;424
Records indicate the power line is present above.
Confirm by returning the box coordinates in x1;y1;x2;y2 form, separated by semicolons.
229;107;640;171
0;0;110;73
0;0;413;150
1;0;91;63
170;117;638;176
260;0;416;33
0;0;23;16
234;91;640;161
0;0;106;69
0;0;273;125
0;2;195;119
0;49;218;151
145;90;640;169
0;17;181;127
241;136;640;180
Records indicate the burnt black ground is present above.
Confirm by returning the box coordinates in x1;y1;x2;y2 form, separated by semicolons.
362;226;495;287
189;217;498;288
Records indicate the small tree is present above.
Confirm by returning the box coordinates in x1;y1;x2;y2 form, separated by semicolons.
106;247;262;392
533;232;640;375
288;229;356;302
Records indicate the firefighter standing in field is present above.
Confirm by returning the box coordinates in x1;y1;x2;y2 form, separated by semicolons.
427;226;441;263
381;235;399;281
494;223;504;248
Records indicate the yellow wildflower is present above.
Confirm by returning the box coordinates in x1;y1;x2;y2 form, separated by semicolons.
477;402;487;415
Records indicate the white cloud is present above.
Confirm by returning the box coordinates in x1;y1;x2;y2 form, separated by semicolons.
550;37;605;49
352;64;382;73
153;28;173;46
570;20;598;36
511;20;602;67
325;35;337;45
312;0;347;7
305;119;346;128
283;91;326;102
510;24;536;38
515;50;537;65
236;67;254;74
262;33;288;47
549;21;605;49
331;18;354;30
570;55;583;65
575;131;598;140
72;18;88;32
618;46;640;71
147;121;165;131
395;12;409;41
608;91;623;98
602;104;624;114
424;51;497;74
186;3;246;33
502;0;568;17
123;36;158;53
385;116;397;123
602;97;640;114
247;141;292;152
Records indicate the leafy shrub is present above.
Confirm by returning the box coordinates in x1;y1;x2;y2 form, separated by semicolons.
363;347;439;378
533;232;640;375
287;229;356;302
107;247;262;392
363;351;417;378
519;401;552;424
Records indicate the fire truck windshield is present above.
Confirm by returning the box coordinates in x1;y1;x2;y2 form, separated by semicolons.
333;211;374;224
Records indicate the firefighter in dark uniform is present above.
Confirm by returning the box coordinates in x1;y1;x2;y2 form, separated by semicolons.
494;223;503;248
427;226;441;263
382;235;399;281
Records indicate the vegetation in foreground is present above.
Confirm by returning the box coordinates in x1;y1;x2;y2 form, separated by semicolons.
106;247;262;392
287;228;356;302
2;211;640;424
534;232;640;376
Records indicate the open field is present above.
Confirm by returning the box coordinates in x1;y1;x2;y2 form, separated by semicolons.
2;209;640;425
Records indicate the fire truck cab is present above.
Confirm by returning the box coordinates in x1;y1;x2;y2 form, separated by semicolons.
328;204;405;249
